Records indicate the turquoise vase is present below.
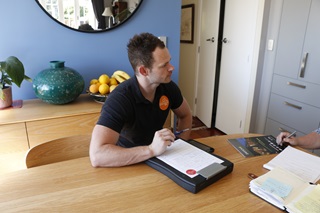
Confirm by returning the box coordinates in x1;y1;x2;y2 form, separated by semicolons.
33;61;85;104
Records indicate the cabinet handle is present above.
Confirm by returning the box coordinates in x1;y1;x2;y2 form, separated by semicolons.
284;101;302;110
287;82;306;89
278;127;289;132
299;52;308;78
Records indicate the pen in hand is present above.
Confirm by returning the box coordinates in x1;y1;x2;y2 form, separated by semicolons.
281;130;297;148
286;130;296;139
174;128;191;136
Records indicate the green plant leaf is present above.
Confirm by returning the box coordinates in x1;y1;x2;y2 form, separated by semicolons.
5;56;25;87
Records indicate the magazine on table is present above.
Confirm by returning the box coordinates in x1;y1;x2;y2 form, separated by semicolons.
228;135;282;157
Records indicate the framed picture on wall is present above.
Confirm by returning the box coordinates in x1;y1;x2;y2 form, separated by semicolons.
180;4;195;43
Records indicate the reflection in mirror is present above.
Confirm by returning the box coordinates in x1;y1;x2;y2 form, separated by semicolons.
36;0;143;33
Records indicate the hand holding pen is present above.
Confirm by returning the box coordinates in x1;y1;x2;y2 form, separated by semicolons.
174;128;191;136
276;130;296;148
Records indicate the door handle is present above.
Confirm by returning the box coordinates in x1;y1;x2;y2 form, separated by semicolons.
206;37;215;43
222;38;228;43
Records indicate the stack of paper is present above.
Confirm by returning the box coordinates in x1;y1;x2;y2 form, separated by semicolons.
250;146;320;212
263;146;320;183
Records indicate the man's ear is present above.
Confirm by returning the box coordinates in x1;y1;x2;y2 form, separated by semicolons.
138;66;149;76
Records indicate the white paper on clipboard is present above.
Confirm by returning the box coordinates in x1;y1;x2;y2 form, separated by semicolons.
156;139;224;178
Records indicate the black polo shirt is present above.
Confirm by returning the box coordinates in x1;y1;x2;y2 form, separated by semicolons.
97;76;183;148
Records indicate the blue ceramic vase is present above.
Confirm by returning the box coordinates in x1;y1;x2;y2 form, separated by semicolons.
33;61;84;104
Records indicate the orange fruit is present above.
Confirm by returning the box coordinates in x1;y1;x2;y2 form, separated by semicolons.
109;77;118;86
99;84;109;95
89;84;99;93
99;74;110;85
90;79;99;85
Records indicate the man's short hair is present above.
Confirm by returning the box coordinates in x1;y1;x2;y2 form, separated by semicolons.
127;32;165;72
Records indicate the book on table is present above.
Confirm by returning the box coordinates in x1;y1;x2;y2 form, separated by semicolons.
249;146;320;212
227;135;283;157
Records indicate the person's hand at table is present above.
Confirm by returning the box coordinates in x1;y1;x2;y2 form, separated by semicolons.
149;128;175;156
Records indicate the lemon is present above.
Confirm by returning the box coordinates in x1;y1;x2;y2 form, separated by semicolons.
99;74;110;85
89;84;99;93
109;77;118;86
99;84;109;95
109;84;118;93
90;79;99;85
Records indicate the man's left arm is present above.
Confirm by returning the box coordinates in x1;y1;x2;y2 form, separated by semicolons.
172;97;192;140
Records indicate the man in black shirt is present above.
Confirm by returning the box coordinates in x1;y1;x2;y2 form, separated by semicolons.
90;33;192;167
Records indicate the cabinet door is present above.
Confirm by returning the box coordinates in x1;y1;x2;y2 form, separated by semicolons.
27;113;99;147
0;123;29;174
299;0;320;84
273;0;311;78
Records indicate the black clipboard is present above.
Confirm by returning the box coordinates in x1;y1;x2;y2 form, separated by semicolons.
145;139;233;193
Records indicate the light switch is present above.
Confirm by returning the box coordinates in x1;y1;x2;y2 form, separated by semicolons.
267;39;274;51
158;36;167;46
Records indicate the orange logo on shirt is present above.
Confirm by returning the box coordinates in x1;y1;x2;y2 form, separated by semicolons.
159;95;169;111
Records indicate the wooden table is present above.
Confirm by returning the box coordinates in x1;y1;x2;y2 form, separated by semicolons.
0;134;281;212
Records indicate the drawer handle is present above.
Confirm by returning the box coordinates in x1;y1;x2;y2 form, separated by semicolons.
284;101;302;110
287;82;306;89
278;127;289;132
299;52;308;78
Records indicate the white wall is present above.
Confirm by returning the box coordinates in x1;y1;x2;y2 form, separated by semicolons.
251;0;284;133
179;0;199;115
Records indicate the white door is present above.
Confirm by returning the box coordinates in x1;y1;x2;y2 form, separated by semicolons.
215;0;264;134
195;0;220;127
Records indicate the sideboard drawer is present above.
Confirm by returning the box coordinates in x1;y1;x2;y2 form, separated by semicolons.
267;93;320;134
0;123;29;154
27;113;99;147
0;123;29;172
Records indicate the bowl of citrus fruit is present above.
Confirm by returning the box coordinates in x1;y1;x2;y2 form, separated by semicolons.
87;70;130;103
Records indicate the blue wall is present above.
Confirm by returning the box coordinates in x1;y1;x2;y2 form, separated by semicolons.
0;0;182;100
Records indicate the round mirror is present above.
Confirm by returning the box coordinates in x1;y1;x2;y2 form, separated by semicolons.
35;0;143;33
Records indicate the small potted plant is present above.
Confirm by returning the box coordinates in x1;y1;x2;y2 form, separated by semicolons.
0;56;32;109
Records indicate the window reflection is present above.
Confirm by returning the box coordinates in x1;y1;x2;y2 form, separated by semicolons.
37;0;142;32
39;0;97;29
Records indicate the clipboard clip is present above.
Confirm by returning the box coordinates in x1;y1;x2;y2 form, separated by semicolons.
197;163;227;179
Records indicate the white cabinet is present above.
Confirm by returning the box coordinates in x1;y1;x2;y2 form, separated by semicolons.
273;0;310;79
274;0;320;84
265;0;320;154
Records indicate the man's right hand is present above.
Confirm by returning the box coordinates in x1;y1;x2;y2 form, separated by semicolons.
276;132;298;146
149;128;175;156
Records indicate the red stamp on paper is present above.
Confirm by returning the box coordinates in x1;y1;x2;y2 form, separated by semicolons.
186;169;196;175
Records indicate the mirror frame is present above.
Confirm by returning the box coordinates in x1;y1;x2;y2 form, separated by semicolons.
35;0;144;33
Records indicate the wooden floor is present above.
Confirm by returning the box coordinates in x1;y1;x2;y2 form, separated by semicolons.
189;117;226;139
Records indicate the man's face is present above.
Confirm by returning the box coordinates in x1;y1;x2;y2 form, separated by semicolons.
148;47;174;84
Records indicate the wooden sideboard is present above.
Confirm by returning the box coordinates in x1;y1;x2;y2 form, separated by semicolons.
0;94;102;174
0;94;172;174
